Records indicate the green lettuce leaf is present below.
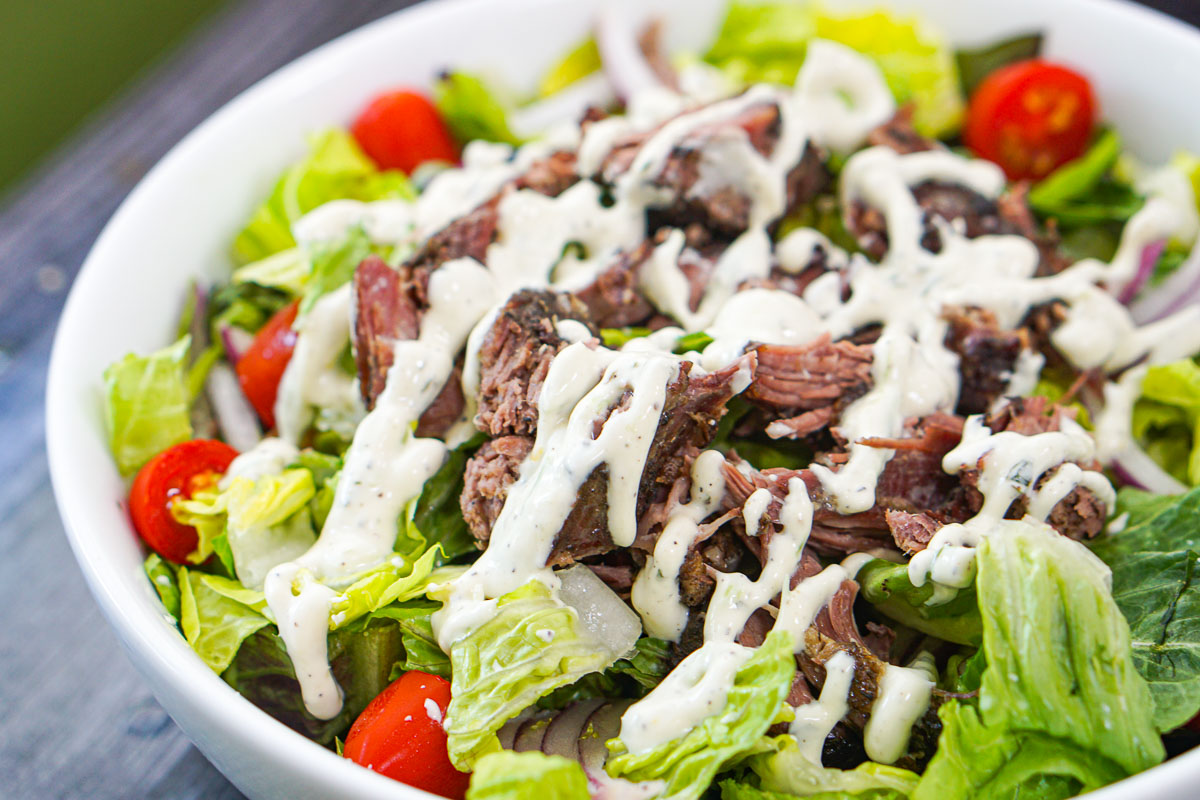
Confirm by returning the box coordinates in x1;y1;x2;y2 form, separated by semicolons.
103;336;193;475
233;129;414;264
1133;359;1200;485
222;619;402;745
1090;487;1200;731
411;437;483;564
704;2;963;137
434;72;523;147
441;580;625;769
856;558;981;645
233;247;312;297
144;554;181;622
913;519;1164;800
172;468;317;587
178;566;270;674
1113;486;1181;529
299;226;372;315
328;544;440;630
370;600;451;679
954;33;1042;97
466;751;590;800
746;737;919;798
538;38;601;98
606;631;796;800
1030;129;1123;211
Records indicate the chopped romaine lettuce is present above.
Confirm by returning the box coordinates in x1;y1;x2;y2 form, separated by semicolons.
328;544;440;630
103;336;193;475
1029;130;1124;211
1133;359;1200;486
747;737;919;798
434;72;524;147
704;3;963;137
1091;486;1200;731
370;599;451;679
411;437;484;564
233;247;312;296
299;227;372;315
232;129;413;264
955;32;1042;97
440;580;626;769
172;468;317;585
178;566;270;674
538;37;602;98
606;631;796;800
913;519;1163;799
466;751;590;800
144;553;181;622
856;558;982;646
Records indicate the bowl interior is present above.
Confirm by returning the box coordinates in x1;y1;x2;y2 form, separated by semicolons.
45;0;1200;798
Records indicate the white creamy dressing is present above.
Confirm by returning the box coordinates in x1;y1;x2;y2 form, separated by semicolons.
789;649;854;763
219;437;300;488
274;285;364;445
264;258;496;718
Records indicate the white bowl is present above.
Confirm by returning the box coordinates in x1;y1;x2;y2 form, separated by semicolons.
45;0;1200;797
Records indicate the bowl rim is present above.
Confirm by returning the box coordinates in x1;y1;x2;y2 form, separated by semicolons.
44;0;1200;797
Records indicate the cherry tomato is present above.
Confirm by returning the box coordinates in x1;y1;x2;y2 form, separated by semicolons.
129;439;239;563
964;59;1096;181
344;672;469;799
351;89;459;174
235;300;299;430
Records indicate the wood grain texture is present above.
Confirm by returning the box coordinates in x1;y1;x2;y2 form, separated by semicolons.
0;1;1197;798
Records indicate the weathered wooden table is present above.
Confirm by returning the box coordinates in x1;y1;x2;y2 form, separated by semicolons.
1;0;1197;797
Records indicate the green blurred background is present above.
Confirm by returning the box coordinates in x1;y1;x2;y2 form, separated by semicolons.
0;0;228;198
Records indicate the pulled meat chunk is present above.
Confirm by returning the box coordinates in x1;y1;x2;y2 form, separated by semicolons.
475;289;597;437
942;306;1030;416
746;334;873;439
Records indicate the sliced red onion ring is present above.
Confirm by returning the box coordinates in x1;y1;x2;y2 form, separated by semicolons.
595;9;668;102
542;698;606;760
1117;240;1165;305
513;712;554;752
578;699;633;771
205;363;263;452
218;322;254;364
1130;240;1200;323
1112;445;1188;495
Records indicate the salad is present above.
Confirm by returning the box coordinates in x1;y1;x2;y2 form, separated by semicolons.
101;3;1200;800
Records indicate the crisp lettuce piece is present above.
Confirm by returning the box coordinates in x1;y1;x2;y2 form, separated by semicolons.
857;558;981;646
1133;359;1200;485
1030;130;1123;211
704;2;963;137
538;38;601;98
1091;487;1200;731
299;226;372;315
411;439;482;564
913;520;1163;800
746;738;919;798
954;33;1042;97
103;336;192;475
178;566;270;674
371;600;452;680
605;631;796;800
434;72;523;147
440;580;625;768
144;554;181;622
466;751;590;800
328;544;440;630
172;468;317;586
232;129;414;264
233;247;312;296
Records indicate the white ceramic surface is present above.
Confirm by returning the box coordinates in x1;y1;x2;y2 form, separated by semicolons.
45;0;1200;797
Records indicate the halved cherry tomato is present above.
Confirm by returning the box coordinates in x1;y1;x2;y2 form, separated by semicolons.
351;89;459;174
964;59;1096;181
235;300;299;430
344;671;469;799
129;439;239;563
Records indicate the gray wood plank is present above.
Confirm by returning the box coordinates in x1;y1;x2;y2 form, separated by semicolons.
1;1;1197;798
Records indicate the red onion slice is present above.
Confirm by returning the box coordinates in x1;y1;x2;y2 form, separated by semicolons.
1117;240;1165;305
205;363;263;452
542;698;606;760
1112;445;1188;495
595;9;667;102
513;712;554;752
1130;241;1200;323
578;699;633;771
218;322;255;364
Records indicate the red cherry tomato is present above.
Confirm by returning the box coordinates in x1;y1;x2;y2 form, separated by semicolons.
235;300;299;430
129;439;239;563
351;89;459;174
964;59;1097;181
344;672;469;799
